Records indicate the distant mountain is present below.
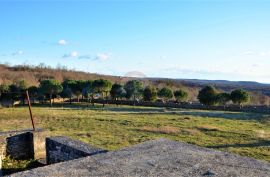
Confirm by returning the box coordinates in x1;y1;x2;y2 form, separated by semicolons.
146;78;270;96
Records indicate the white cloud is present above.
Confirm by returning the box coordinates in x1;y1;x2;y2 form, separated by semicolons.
58;39;67;45
71;51;78;57
95;53;109;61
63;51;78;58
12;50;23;56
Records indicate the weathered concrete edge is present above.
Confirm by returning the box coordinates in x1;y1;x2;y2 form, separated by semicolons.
10;138;270;177
46;136;108;164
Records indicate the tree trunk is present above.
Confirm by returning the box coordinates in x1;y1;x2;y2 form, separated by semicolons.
50;93;52;107
69;97;72;104
102;92;105;107
133;94;136;106
92;95;95;106
105;92;108;105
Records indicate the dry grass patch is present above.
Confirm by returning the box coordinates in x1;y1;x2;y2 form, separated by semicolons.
181;128;201;135
255;130;270;138
140;126;180;134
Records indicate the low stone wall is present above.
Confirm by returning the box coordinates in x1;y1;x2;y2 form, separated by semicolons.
6;132;34;160
90;99;270;114
46;136;107;164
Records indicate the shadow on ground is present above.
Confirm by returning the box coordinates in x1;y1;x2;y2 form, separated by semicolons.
207;140;270;148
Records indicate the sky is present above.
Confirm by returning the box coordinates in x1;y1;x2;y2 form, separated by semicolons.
0;0;270;83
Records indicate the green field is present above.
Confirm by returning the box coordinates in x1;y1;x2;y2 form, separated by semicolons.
0;104;269;163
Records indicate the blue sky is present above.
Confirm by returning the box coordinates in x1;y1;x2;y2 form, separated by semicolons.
1;1;270;83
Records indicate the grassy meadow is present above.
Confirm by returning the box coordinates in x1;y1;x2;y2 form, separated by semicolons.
0;104;269;165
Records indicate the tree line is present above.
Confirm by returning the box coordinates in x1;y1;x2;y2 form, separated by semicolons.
0;79;250;107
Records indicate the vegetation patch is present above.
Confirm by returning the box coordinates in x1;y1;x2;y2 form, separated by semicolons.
1;156;44;175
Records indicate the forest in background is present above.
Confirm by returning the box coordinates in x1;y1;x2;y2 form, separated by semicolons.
0;63;269;105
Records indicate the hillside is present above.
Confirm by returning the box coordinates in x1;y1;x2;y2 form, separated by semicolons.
0;64;270;105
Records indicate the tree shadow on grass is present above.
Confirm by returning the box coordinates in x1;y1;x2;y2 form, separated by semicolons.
207;140;270;148
178;110;270;123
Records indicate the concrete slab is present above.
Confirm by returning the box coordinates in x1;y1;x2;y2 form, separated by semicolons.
9;139;270;177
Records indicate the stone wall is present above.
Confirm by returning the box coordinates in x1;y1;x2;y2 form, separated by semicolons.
91;99;270;114
46;136;107;164
6;132;34;160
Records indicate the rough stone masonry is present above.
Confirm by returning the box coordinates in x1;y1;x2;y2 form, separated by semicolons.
46;136;107;164
10;138;270;177
6;132;34;160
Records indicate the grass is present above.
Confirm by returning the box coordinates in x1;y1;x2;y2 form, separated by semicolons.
0;103;269;174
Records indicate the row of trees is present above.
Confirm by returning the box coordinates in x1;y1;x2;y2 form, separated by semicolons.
198;85;250;107
0;79;250;107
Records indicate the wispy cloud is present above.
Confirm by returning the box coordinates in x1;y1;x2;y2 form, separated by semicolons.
58;39;67;45
95;53;110;61
78;53;110;61
78;55;92;59
63;51;78;58
63;52;110;61
12;50;23;56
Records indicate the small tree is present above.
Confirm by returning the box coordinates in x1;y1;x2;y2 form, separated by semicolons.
197;85;218;106
28;86;39;103
60;87;73;104
0;84;9;97
110;83;126;105
231;89;250;107
216;92;231;107
93;79;112;107
39;79;63;107
0;84;10;103
157;87;173;102
143;86;157;102
124;80;143;105
110;83;124;100
82;80;94;105
174;90;188;102
15;80;28;105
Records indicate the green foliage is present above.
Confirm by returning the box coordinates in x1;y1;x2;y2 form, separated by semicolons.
93;79;112;94
0;84;10;100
28;86;39;100
39;79;63;106
157;87;173;101
82;80;93;98
61;87;73;99
231;89;250;105
39;80;63;95
216;92;231;106
143;86;157;101
110;83;126;100
174;90;188;102
197;85;218;106
0;84;9;94
124;80;143;100
16;80;28;91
